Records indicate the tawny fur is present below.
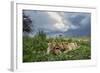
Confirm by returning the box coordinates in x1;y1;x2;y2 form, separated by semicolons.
47;42;79;55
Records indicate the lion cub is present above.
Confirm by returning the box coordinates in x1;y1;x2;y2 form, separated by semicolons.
47;42;79;55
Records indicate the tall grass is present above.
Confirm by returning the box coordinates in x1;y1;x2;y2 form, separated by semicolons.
23;32;91;62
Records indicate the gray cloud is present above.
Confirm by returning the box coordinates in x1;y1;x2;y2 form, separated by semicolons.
23;10;91;37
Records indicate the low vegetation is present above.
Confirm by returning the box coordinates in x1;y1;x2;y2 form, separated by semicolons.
23;31;91;62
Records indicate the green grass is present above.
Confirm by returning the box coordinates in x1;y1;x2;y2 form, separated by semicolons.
23;35;91;62
23;31;91;62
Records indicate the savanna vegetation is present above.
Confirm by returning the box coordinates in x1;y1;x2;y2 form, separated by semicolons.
23;13;91;62
23;31;91;62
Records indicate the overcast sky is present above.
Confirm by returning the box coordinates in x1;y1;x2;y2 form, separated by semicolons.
23;10;91;37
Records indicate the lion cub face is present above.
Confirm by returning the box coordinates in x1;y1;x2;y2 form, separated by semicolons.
47;43;61;55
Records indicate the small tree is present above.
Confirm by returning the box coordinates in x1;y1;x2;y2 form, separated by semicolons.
23;12;32;34
37;30;46;41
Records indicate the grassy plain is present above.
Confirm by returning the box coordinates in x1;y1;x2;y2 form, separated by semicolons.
23;33;91;62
